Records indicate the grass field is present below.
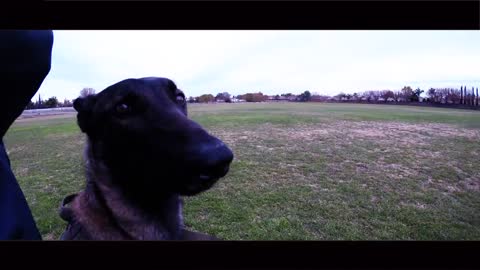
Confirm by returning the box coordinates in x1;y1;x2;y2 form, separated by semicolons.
4;103;480;240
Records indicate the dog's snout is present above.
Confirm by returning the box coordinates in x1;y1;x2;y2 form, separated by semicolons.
196;139;233;177
202;141;233;167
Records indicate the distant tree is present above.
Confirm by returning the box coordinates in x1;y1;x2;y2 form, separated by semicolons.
475;87;480;107
460;86;464;104
471;87;476;106
198;94;215;103
26;101;35;110
372;91;381;102
188;96;195;103
401;86;413;102
34;94;44;109
243;92;267;102
360;92;370;102
429;88;453;104
215;92;231;102
427;88;436;103
44;96;59;108
447;88;461;104
258;92;268;102
236;94;245;100
303;91;312;101
393;91;402;102
297;91;312;102
440;88;450;104
381;90;395;102
362;91;378;102
80;88;96;97
336;92;347;101
310;95;330;102
410;88;424;102
244;93;253;102
222;92;231;100
62;99;72;107
222;92;232;102
425;87;464;104
215;92;225;101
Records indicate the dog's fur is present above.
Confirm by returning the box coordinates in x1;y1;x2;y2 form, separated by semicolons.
63;77;233;240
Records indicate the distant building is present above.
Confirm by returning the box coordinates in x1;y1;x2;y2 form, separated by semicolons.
267;95;289;102
231;97;245;103
310;95;329;102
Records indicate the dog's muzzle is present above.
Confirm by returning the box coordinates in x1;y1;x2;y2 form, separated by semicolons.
182;140;233;195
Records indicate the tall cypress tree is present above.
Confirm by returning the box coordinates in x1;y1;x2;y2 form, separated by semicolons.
460;86;463;104
472;87;475;106
476;87;479;106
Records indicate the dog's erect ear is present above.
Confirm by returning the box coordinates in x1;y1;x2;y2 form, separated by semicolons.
73;94;97;112
178;89;188;116
73;95;97;133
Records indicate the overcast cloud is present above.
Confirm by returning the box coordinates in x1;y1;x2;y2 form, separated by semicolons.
35;30;480;101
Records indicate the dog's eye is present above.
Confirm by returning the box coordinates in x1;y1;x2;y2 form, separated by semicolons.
116;103;131;114
176;95;185;104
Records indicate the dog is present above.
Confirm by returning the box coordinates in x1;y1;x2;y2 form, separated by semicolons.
59;77;234;240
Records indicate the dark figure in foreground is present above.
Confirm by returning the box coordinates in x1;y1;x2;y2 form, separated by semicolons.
59;77;234;240
0;30;54;240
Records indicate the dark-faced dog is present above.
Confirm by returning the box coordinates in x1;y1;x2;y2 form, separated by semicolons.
59;77;233;240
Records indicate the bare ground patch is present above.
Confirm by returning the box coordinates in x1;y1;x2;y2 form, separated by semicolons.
42;233;56;240
211;121;480;146
208;121;480;195
5;145;27;155
15;112;77;123
462;176;480;192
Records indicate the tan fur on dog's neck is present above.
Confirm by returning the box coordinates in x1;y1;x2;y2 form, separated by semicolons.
71;143;184;240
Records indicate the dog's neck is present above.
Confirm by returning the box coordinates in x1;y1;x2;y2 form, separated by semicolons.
71;143;184;240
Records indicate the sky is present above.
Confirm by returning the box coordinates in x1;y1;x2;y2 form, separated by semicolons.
35;30;480;101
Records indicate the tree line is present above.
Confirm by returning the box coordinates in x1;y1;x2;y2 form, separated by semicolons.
425;86;479;105
187;86;478;106
26;85;479;109
334;86;424;103
332;86;479;106
25;88;96;110
188;91;313;103
26;95;73;109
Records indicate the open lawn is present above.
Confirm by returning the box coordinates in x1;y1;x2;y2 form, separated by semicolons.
4;103;480;240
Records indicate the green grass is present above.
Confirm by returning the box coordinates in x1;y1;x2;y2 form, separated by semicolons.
4;103;480;240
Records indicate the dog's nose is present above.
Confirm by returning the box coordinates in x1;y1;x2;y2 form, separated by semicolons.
197;140;234;178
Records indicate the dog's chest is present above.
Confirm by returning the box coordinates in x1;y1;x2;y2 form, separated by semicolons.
108;195;184;240
72;186;185;240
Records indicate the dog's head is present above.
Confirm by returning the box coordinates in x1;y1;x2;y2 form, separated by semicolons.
73;77;233;198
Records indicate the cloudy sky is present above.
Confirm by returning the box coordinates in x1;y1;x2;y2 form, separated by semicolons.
35;30;479;101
